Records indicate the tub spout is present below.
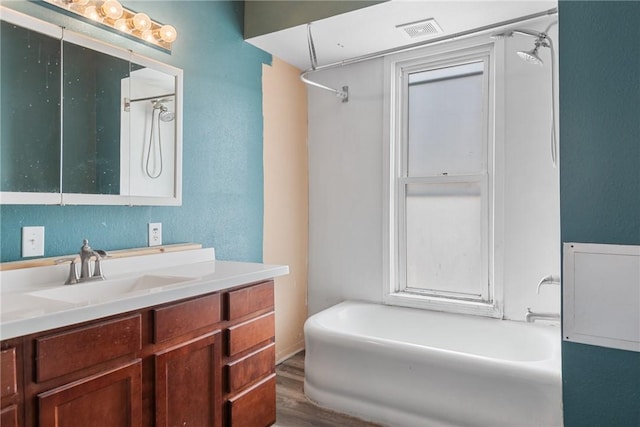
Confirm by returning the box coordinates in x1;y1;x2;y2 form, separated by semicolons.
525;308;560;323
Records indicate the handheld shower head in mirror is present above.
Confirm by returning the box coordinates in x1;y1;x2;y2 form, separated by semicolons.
151;99;175;122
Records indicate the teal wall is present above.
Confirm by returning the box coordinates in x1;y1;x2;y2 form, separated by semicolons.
0;1;271;262
559;2;640;426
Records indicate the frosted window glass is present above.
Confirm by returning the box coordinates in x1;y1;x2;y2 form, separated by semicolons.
407;62;484;176
405;182;484;297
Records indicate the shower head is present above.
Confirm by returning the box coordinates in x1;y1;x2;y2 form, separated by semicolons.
517;46;544;65
152;99;175;122
159;109;175;122
490;26;553;66
517;37;549;66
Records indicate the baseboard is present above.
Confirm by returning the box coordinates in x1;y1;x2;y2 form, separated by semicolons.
276;340;305;364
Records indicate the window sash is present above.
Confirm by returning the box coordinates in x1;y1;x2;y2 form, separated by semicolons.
396;174;490;302
395;53;492;304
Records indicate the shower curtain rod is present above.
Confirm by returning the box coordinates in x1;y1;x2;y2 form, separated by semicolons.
127;93;175;103
124;93;175;112
300;7;557;100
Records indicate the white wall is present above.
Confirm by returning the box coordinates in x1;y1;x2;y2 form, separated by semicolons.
308;17;559;321
308;58;385;315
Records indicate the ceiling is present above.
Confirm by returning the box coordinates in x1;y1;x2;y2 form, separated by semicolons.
245;0;557;70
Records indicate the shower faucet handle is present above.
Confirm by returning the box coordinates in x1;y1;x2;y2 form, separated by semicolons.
536;275;561;294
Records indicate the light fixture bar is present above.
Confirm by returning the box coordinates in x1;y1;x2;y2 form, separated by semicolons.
41;0;177;51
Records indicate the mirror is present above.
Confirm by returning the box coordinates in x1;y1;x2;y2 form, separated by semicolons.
0;7;183;205
0;14;61;200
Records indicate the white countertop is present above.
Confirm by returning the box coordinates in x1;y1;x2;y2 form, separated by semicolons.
0;248;289;340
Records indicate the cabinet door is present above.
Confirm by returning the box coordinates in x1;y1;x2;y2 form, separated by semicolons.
1;347;18;400
155;331;222;427
0;404;18;427
38;360;142;427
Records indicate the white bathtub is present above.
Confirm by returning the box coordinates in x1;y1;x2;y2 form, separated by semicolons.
304;301;563;427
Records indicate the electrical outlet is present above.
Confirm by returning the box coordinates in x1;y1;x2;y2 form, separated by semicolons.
22;226;45;257
148;223;162;247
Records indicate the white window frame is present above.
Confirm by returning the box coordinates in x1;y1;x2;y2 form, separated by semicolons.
382;37;505;318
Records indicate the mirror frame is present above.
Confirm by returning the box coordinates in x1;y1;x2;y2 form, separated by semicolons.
0;7;183;206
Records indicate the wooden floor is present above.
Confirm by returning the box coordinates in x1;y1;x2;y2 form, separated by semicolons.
275;351;382;427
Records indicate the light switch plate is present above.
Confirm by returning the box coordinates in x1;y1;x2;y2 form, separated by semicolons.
148;223;162;247
22;226;45;257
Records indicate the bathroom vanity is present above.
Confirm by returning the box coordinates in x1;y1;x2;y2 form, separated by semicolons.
0;247;288;427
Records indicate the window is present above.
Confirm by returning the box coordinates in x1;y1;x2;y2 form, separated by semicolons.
384;41;501;317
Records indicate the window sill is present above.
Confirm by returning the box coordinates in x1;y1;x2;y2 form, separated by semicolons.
384;291;502;318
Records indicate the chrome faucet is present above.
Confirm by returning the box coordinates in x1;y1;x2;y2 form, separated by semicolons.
525;308;560;323
526;274;561;323
57;239;108;285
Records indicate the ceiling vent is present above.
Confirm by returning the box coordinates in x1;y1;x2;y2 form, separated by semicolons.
396;18;443;40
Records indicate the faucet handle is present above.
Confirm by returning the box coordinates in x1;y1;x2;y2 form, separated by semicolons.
56;257;80;285
536;275;561;294
91;250;109;280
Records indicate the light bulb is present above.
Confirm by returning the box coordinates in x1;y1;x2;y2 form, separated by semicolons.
114;18;129;32
100;0;123;20
156;24;177;43
84;5;101;21
141;29;154;42
131;12;151;31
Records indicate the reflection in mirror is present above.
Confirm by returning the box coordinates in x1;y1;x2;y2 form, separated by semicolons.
62;40;129;195
1;20;61;193
0;7;182;205
122;63;177;198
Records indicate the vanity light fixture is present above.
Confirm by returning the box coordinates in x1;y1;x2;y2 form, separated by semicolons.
41;0;177;51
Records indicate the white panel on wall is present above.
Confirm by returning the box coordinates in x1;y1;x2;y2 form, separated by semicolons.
563;242;640;352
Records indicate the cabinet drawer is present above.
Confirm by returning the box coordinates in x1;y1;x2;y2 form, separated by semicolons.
36;315;141;383
0;347;17;399
226;343;275;393
227;374;276;427
225;281;274;321
226;312;275;357
154;293;221;343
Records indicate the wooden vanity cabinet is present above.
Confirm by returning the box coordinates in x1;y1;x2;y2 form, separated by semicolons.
223;281;276;427
1;340;22;427
3;279;276;427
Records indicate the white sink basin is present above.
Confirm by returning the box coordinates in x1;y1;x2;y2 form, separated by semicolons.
1;292;72;317
28;274;194;304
